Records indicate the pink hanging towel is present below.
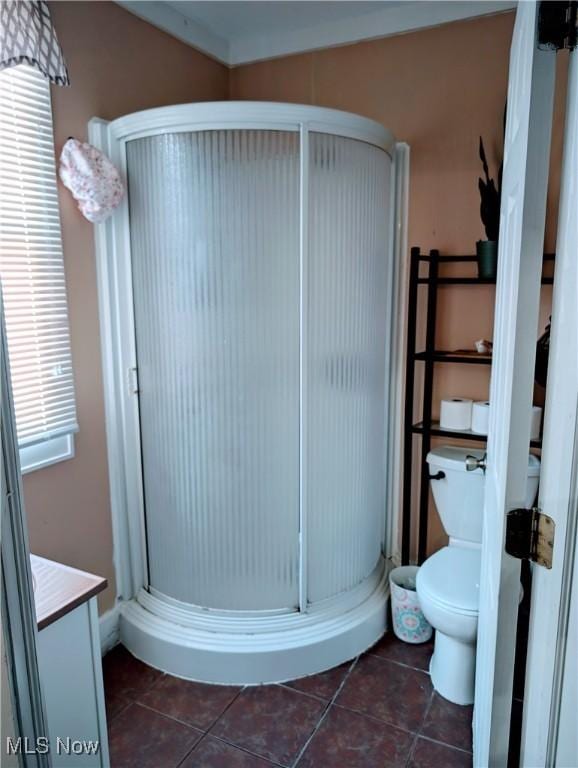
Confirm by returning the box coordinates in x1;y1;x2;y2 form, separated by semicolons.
59;138;124;223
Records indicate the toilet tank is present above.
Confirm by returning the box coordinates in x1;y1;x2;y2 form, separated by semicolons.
427;446;541;544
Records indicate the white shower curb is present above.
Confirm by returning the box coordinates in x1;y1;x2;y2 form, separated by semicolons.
119;562;390;685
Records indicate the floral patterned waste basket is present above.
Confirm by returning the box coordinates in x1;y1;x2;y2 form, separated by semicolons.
389;566;432;644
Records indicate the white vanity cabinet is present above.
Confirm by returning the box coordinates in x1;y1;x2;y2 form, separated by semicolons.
32;556;109;767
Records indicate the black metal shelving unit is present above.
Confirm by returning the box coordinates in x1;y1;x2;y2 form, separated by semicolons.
402;247;554;566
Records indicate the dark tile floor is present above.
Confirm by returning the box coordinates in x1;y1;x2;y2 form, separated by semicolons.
103;634;473;768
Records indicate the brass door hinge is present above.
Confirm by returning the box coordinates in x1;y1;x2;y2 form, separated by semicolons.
505;507;555;569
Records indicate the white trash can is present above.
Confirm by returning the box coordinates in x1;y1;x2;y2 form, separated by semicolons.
389;565;432;644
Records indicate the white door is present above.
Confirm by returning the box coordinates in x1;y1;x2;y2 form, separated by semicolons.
521;43;578;768
473;2;557;766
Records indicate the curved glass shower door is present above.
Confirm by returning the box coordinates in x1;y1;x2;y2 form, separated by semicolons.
306;133;391;603
127;131;301;611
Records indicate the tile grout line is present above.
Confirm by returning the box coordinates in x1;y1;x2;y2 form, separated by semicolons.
109;698;205;768
416;689;436;736
366;650;433;676
366;652;433;675
330;700;425;739
202;661;362;768
203;679;331;768
405;733;420;768
405;690;435;767
416;733;473;756
197;732;285;767
408;689;474;759
172;729;204;768
290;656;359;768
123;685;248;742
203;684;314;766
128;699;206;734
106;697;132;725
205;685;247;735
174;687;252;768
102;650;168;725
277;682;340;704
104;676;167;727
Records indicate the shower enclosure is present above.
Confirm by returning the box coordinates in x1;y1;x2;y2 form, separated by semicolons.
91;103;406;684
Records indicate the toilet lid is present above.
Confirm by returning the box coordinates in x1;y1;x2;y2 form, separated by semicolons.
417;546;480;615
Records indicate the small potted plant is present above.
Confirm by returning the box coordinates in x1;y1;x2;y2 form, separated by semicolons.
477;136;502;279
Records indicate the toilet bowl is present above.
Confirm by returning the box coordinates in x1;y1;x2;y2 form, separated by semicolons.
416;446;540;706
417;546;479;704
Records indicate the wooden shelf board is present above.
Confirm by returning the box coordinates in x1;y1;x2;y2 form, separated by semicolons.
414;350;492;365
411;421;542;448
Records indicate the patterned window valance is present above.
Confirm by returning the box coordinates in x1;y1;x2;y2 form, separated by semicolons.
0;1;69;86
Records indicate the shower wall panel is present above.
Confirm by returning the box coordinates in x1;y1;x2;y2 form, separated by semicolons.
306;134;391;603
127;131;301;610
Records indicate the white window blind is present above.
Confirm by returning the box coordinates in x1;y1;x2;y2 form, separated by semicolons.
0;64;78;453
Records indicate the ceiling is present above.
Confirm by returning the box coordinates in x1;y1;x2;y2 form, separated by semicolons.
168;1;402;38
117;0;516;66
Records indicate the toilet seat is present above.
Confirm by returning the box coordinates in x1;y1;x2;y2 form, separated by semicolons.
417;546;480;616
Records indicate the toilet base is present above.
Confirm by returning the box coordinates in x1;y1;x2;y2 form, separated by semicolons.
430;631;476;706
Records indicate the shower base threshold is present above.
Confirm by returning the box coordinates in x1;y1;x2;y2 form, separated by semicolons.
119;559;390;685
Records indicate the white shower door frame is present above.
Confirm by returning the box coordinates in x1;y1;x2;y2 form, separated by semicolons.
90;104;408;679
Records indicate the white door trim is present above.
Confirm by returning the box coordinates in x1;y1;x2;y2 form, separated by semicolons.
521;47;578;767
1;300;50;767
473;3;556;764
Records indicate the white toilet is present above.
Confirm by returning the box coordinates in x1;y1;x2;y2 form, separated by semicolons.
416;445;540;706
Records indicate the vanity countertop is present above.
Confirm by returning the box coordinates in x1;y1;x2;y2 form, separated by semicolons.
31;555;107;631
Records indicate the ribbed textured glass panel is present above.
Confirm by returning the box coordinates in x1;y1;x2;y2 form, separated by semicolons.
127;131;300;610
306;133;391;603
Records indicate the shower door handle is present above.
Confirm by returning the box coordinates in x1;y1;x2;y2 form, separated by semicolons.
128;366;139;395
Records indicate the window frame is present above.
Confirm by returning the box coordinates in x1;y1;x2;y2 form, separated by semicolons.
0;64;78;474
19;433;75;474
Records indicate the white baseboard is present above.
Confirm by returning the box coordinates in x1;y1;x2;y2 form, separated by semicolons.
99;604;121;655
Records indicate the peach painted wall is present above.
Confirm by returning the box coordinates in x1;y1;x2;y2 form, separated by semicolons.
22;1;228;611
231;11;566;557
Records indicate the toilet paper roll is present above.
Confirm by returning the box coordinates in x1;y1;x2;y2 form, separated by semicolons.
471;401;490;435
440;398;473;431
531;405;543;441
